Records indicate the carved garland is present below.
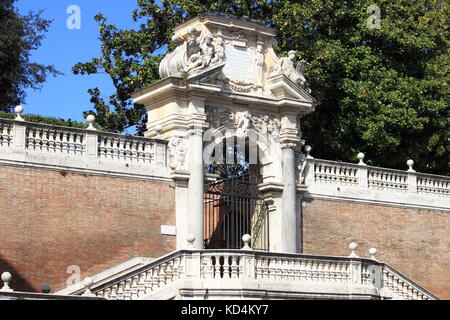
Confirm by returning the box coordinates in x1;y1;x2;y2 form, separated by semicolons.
205;106;281;138
228;78;257;93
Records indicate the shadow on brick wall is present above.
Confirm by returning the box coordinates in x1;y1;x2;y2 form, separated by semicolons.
0;255;36;293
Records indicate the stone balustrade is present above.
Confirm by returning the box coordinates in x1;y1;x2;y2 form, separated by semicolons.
0;116;169;180
0;122;13;147
381;265;432;300
302;153;449;211
313;161;359;187
77;246;436;300
417;174;450;196
368;167;409;192
25;122;86;155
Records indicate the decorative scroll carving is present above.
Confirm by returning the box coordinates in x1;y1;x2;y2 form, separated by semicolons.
168;137;187;172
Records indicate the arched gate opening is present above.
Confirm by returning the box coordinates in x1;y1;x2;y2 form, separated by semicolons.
204;137;270;251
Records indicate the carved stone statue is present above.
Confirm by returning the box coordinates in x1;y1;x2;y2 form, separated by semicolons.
159;30;225;78
254;44;265;87
211;37;225;64
272;50;307;88
185;34;216;73
235;112;252;138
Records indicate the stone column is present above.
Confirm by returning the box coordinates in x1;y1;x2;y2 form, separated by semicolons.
281;143;298;253
188;127;205;249
186;96;207;250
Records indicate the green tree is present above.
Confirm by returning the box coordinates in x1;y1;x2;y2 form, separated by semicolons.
74;0;449;174
0;0;61;112
0;111;95;129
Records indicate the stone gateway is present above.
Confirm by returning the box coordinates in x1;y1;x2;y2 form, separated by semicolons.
0;12;448;300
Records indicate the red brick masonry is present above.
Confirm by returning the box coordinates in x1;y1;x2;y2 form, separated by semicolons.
1;164;448;299
0;165;176;293
302;198;450;299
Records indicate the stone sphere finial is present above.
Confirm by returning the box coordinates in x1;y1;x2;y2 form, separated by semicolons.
41;285;52;294
349;242;359;258
1;272;13;292
369;248;378;260
82;277;95;297
357;153;366;165
407;159;415;172
305;145;313;159
86;115;96;130
187;235;196;249
15;105;24;121
242;234;252;250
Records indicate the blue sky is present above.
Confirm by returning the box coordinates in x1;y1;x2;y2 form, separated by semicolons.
16;0;142;133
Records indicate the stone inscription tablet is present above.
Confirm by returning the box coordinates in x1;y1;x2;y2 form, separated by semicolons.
223;45;255;83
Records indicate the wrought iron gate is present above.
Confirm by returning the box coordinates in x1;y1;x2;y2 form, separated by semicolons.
204;165;270;251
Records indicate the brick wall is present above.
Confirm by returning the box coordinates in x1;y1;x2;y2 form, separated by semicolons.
0;165;176;293
302;198;450;299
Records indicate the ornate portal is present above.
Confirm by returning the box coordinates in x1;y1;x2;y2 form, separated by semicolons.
132;12;318;253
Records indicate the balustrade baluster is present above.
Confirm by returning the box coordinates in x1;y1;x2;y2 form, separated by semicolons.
43;129;49;150
75;134;82;154
116;281;125;300
230;256;239;279
214;255;222;279
61;132;69;153
67;132;75;153
223;255;231;279
118;139;125;159
153;266;160;288
262;258;269;279
159;263;167;285
144;270;153;294
129;276;138;299
166;261;174;282
172;257;180;280
106;137;112;157
293;259;301;280
109;285;118;300
136;273;146;297
123;278;132;300
104;287;111;299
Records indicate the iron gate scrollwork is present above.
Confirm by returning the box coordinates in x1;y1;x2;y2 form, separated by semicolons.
204;164;270;251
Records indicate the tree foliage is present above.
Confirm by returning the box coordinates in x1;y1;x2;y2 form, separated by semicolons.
0;0;61;112
74;0;449;174
0;111;92;129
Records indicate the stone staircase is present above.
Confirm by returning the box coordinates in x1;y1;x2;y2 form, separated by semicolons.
56;242;437;300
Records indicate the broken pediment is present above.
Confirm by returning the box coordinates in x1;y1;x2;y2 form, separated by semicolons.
158;12;313;101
